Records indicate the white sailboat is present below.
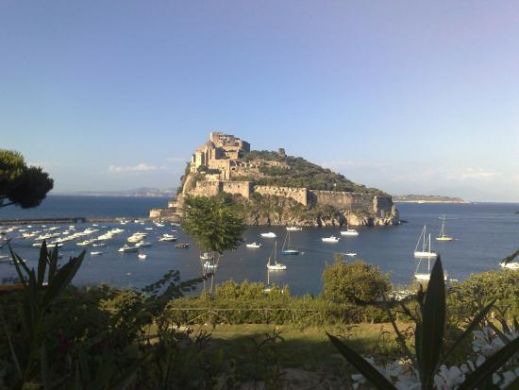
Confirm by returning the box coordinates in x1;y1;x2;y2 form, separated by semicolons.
414;226;438;258
281;230;299;255
436;215;454;241
267;241;287;270
415;257;449;281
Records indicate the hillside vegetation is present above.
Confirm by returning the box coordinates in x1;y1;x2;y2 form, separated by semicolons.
239;150;385;194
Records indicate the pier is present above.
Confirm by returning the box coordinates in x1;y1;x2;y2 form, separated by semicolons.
0;217;141;226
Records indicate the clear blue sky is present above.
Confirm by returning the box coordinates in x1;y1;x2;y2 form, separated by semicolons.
1;1;518;201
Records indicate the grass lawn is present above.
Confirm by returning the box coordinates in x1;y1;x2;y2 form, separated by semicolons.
186;322;410;386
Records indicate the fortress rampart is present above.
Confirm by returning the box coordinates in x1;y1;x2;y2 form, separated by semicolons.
255;185;308;206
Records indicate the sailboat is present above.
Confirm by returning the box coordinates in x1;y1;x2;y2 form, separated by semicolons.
267;241;287;270
281;230;299;255
413;226;438;258
435;215;454;241
415;257;449;281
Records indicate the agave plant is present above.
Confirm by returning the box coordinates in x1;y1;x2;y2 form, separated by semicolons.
328;257;519;389
1;241;84;387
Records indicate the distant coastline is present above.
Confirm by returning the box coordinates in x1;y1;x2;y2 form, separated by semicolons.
393;194;467;204
53;187;176;198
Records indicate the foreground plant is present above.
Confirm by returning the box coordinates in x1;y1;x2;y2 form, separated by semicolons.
1;242;85;387
327;257;519;389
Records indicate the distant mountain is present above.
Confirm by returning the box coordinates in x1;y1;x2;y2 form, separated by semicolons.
393;194;466;203
62;187;176;198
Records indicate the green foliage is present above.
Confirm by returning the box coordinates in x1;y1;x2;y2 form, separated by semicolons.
182;195;245;254
241;151;384;194
0;149;53;209
327;258;519;389
322;259;390;305
448;267;519;320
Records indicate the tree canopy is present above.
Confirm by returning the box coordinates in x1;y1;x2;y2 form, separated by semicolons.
322;258;390;304
0;149;53;209
182;195;245;254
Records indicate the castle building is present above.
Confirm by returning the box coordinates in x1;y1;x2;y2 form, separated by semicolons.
190;132;250;180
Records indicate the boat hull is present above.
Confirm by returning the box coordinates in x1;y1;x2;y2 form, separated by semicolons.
282;249;299;255
413;251;438;258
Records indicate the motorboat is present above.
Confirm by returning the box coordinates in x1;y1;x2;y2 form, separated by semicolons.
286;226;302;231
500;261;519;270
118;245;139;253
260;232;277;238
175;243;190;249
340;229;359;237
135;241;152;248
200;252;213;261
322;236;340;243
90;251;103;256
344;252;357;257
138;253;147;260
246;242;262;249
159;234;177;242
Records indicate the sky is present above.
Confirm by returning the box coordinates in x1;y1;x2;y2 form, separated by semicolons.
1;1;518;202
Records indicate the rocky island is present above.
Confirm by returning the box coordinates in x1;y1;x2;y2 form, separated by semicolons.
150;132;399;227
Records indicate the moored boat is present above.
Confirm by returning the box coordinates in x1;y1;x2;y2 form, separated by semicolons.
321;235;340;243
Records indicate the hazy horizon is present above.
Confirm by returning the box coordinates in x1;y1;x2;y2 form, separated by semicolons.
2;1;518;202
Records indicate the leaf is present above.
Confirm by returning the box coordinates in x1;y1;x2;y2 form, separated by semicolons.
37;240;48;286
417;257;446;389
459;336;519;390
327;333;397;389
442;299;496;363
42;251;85;308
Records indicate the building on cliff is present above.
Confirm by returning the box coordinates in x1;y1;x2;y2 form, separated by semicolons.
150;132;399;226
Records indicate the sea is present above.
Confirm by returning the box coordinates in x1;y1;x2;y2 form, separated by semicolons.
1;195;518;295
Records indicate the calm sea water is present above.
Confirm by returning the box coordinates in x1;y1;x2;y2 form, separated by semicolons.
1;196;518;295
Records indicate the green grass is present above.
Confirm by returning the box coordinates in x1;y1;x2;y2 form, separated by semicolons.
189;322;406;382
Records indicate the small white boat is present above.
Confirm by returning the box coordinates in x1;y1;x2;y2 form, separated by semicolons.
0;255;10;261
340;229;359;237
344;252;357;257
200;252;213;261
322;235;340;243
414;226;438;258
90;251;103;256
203;261;217;269
159;235;177;242
500;261;519;270
246;242;262;249
261;232;277;238
135;241;152;248
286;226;302;231
138;253;147;260
267;241;287;270
118;245;139;253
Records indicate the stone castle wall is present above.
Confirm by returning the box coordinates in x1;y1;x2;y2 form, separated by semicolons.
191;181;221;197
309;191;373;212
255;185;308;206
222;181;252;199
